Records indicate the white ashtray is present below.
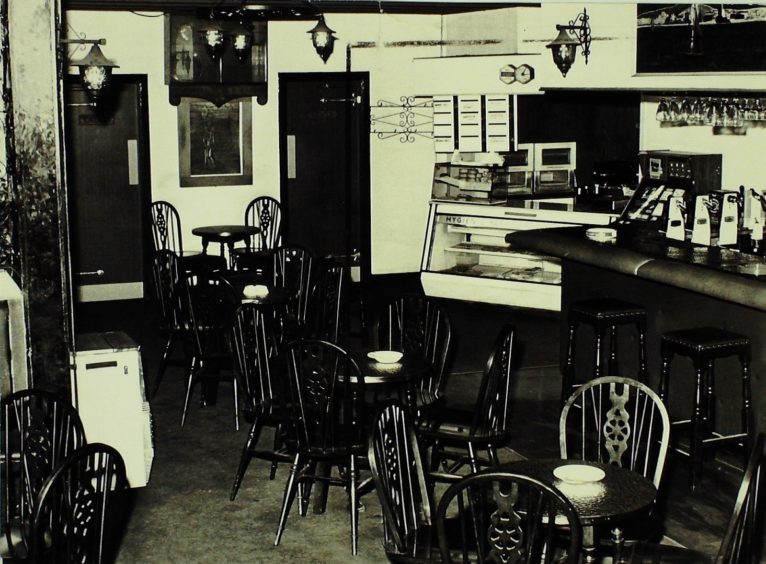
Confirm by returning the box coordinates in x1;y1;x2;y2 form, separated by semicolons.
586;227;617;241
243;284;269;299
553;464;606;484
367;350;403;364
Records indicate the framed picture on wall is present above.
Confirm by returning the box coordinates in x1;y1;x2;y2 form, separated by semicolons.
636;4;766;73
177;97;252;187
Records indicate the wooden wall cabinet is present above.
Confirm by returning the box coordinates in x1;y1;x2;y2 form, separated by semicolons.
165;14;267;107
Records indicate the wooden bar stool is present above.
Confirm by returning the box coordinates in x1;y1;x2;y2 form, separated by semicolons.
659;327;753;490
561;298;648;406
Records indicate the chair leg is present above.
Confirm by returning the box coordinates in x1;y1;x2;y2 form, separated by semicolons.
562;321;577;406
180;356;198;427
155;332;177;397
611;526;624;564
270;424;284;480
659;350;672;404
313;461;332;515
348;455;359;555
608;325;618;375
594;328;605;379
275;452;303;546
690;360;705;490
229;417;264;501
487;445;500;467
299;460;318;517
705;359;715;443
232;379;240;431
741;353;754;465
467;442;480;474
637;320;648;384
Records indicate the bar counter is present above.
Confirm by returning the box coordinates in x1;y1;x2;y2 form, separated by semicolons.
506;223;766;436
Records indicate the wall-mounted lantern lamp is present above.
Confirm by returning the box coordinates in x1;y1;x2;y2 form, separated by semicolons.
308;14;336;63
546;7;591;77
62;39;119;102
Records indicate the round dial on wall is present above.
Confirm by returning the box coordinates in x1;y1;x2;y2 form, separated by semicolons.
499;63;535;85
516;64;535;84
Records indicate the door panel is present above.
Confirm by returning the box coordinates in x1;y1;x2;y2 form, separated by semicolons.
65;77;149;303
279;73;370;278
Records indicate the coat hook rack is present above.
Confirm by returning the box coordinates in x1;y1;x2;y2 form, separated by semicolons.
370;96;433;143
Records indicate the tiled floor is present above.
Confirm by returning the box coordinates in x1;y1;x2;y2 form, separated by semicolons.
72;274;754;562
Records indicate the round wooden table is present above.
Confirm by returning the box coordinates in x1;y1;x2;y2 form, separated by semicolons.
192;225;259;260
501;458;657;563
351;352;431;407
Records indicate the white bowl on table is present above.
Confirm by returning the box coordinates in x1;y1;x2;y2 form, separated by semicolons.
553;464;606;484
243;284;269;300
367;350;403;364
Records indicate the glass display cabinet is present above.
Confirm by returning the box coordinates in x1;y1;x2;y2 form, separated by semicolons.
421;200;614;310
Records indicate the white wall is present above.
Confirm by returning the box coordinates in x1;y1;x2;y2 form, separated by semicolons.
66;4;766;274
65;10;446;273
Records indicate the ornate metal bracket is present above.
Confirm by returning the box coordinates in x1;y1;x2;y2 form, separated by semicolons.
370;96;433;143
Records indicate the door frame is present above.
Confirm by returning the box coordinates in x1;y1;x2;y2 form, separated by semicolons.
64;73;153;302
278;72;371;281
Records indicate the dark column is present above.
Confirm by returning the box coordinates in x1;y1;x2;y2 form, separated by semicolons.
7;0;73;393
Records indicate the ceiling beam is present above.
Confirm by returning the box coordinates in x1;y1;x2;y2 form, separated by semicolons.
63;0;531;15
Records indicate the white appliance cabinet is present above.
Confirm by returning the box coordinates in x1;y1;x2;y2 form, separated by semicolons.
72;331;154;488
420;200;614;311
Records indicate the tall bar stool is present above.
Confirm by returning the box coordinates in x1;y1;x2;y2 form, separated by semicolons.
561;298;648;405
659;327;753;490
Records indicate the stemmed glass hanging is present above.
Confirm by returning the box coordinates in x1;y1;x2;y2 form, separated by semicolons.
658;95;765;130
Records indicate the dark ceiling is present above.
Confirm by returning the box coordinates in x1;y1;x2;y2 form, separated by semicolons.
64;0;528;17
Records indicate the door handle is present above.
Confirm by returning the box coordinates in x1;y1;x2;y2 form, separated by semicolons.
76;270;105;277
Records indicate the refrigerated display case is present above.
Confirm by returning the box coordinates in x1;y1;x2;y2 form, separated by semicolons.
420;200;614;310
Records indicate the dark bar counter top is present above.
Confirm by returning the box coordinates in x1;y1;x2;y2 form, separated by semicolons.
507;222;766;436
506;224;766;311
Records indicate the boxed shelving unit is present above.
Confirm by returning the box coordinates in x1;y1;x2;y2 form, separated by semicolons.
421;200;614;310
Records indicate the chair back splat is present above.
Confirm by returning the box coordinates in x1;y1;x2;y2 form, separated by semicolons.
177;271;241;427
275;339;366;553
313;262;346;344
376;295;452;405
435;470;582;563
2;389;87;558
716;432;765;564
418;324;516;478
273;245;315;328
368;402;433;559
560;375;670;489
625;432;766;563
31;443;129;563
151;200;184;255
245;196;282;252
286;339;364;453
472;323;515;437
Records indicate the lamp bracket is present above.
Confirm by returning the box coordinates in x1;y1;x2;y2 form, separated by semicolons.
556;8;591;64
61;38;106;46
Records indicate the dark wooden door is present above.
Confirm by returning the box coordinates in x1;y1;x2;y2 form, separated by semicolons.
279;73;370;279
65;76;151;304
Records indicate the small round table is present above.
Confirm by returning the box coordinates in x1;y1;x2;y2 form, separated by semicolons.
355;353;431;407
192;225;259;261
500;459;657;563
